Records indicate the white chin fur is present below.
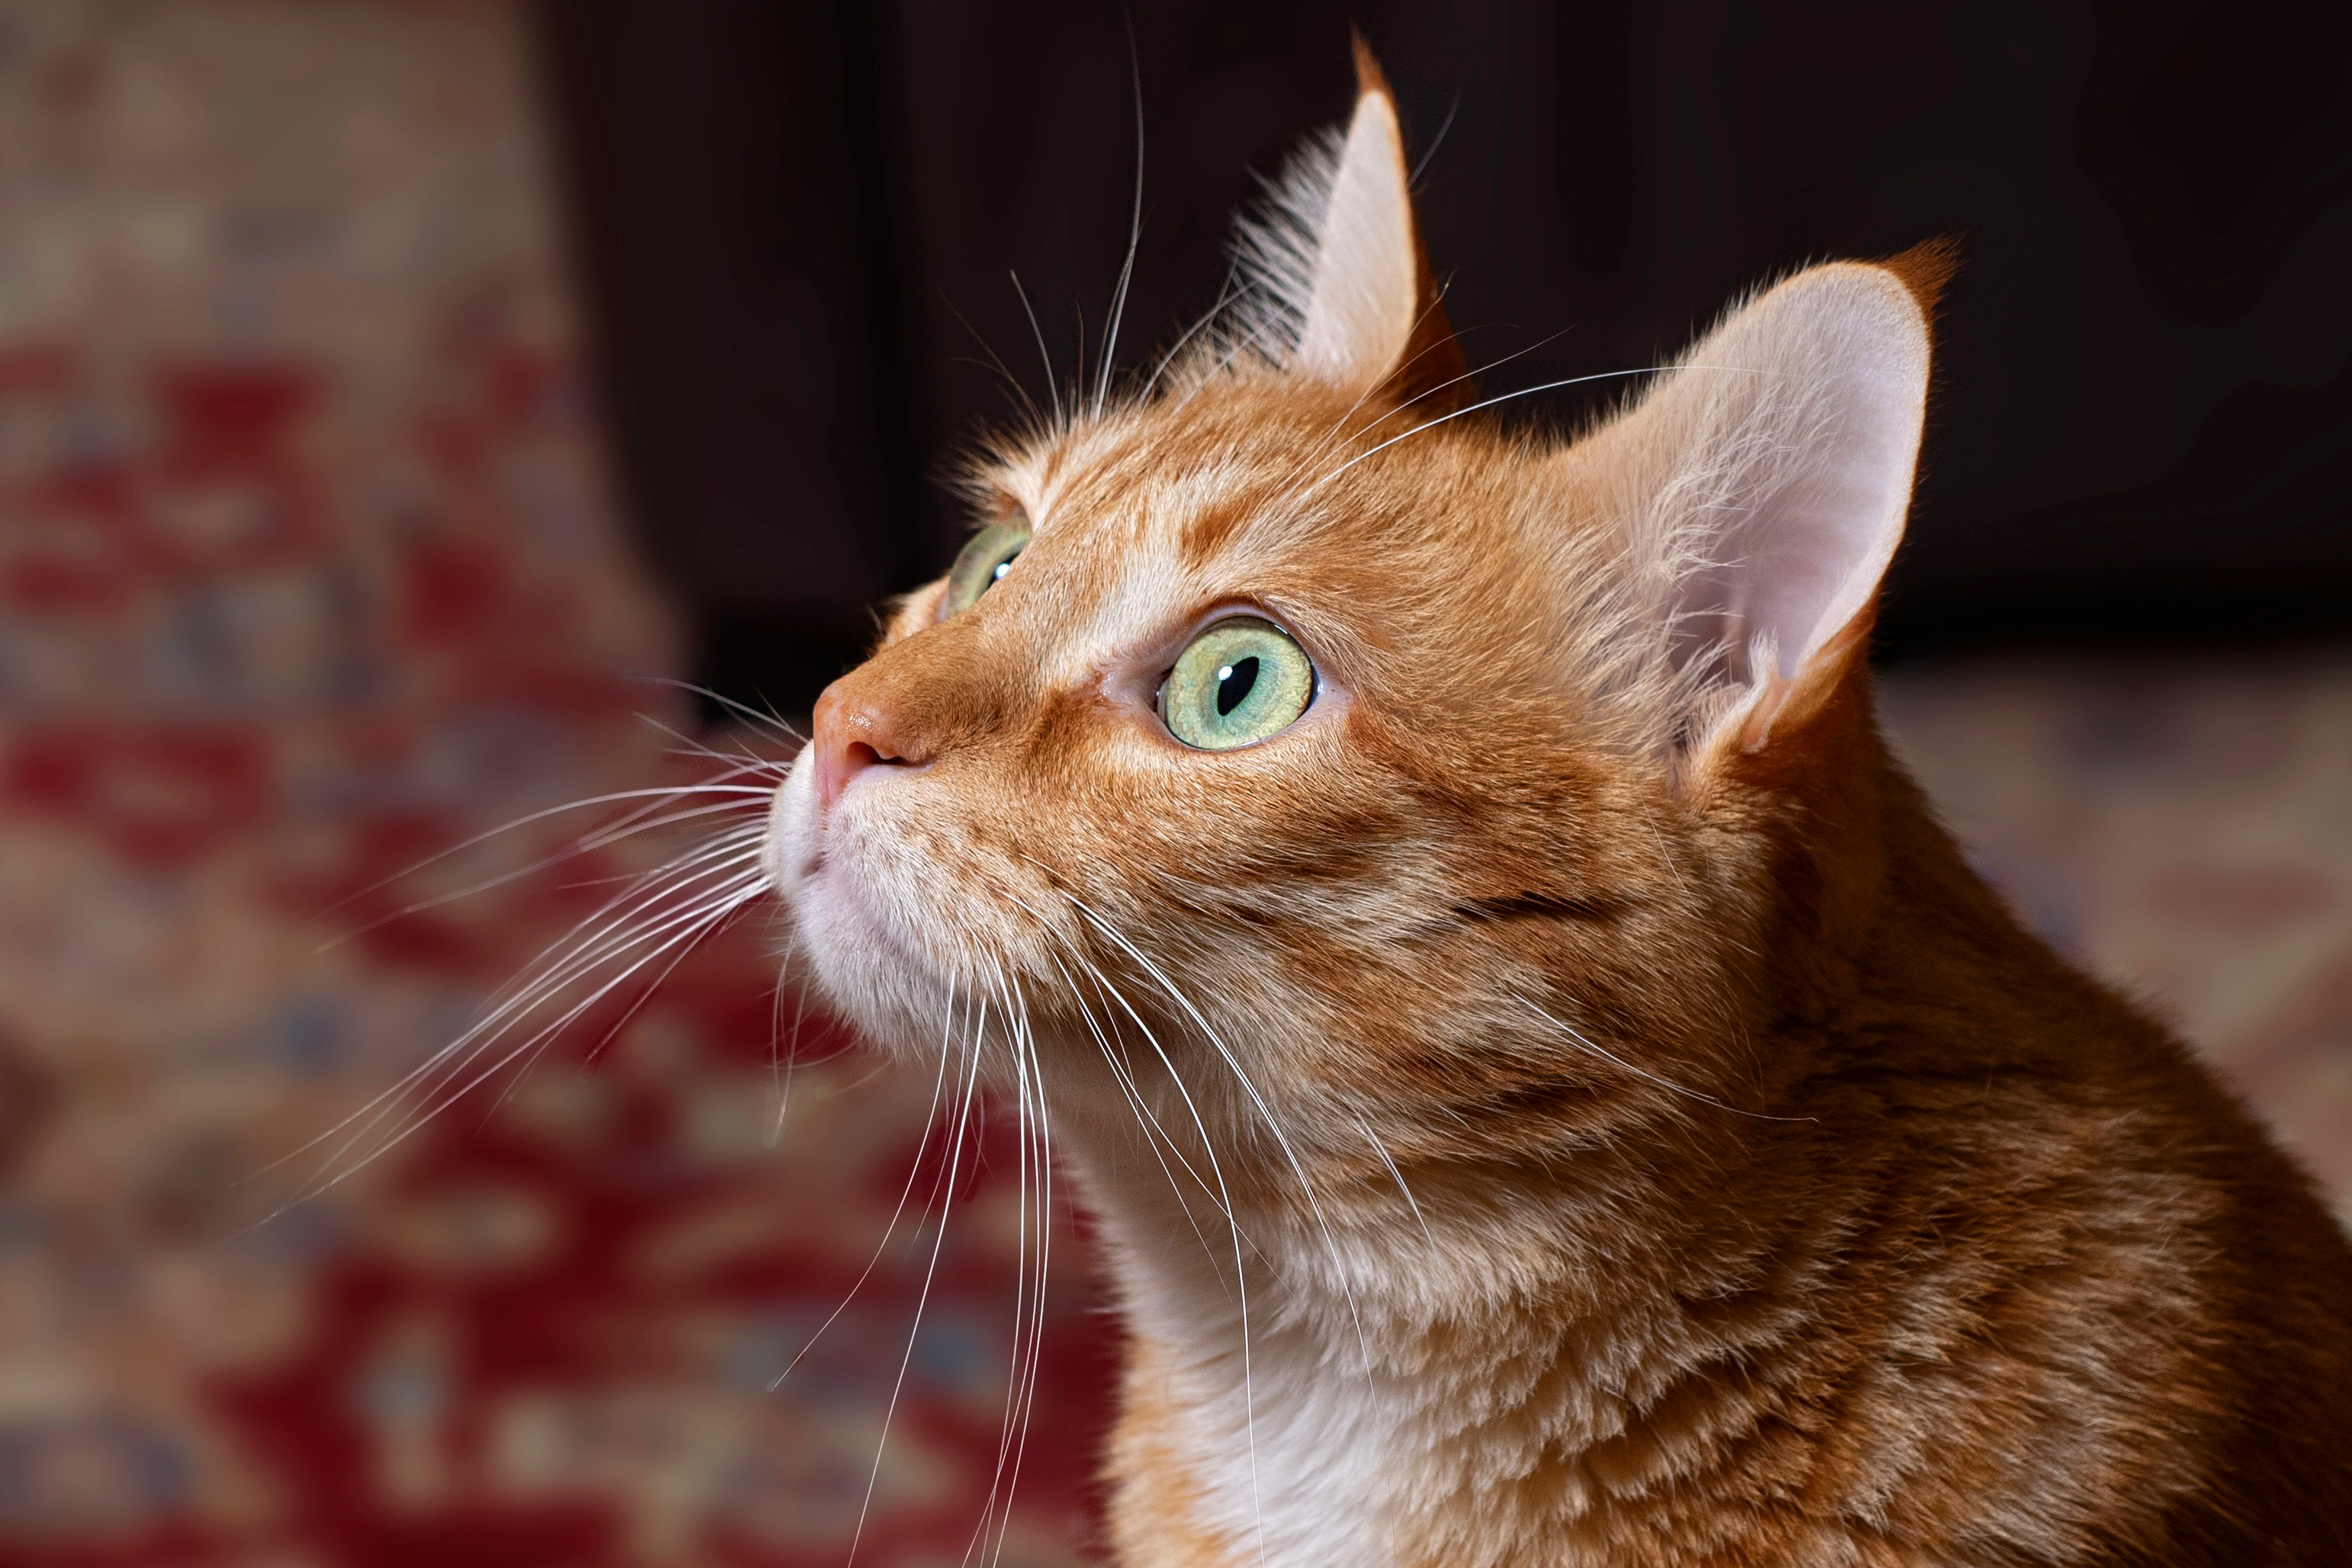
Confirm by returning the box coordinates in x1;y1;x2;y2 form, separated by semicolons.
765;749;950;1055
764;747;819;893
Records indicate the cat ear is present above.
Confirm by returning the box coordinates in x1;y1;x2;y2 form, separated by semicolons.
1587;253;1942;752
1289;44;1467;404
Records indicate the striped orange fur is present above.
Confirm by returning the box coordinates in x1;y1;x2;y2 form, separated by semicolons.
767;46;2352;1567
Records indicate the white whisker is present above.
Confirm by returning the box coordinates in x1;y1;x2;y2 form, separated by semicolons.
993;968;1054;1567
1138;271;1241;403
1010;270;1062;429
1044;904;1266;1565
1357;1114;1433;1246
329;798;772;947
632;709;788;776
1516;997;1813;1122
1043;946;1232;1282
628;676;808;744
1264;323;1575;510
315;778;776;936
299;863;771;1188
1094;35;1145;420
1064;892;1377;1384
272;827;772;1194
765;932;812;1148
770;1017;957;1390
966;959;1049;1567
846;994;987;1568
940;288;1046;427
289;849;761;1176
1301;364;1768;498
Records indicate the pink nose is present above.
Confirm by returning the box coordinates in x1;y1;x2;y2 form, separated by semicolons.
809;679;923;811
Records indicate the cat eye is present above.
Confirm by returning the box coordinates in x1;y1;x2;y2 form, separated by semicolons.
941;510;1032;618
1158;617;1316;751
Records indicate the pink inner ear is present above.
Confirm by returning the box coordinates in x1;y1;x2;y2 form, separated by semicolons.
1658;266;1930;689
1294;90;1418;393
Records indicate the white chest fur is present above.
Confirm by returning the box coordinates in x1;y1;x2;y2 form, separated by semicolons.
1115;1238;1429;1568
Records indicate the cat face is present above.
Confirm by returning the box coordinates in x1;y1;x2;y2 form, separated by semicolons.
772;379;1646;1141
767;68;1934;1174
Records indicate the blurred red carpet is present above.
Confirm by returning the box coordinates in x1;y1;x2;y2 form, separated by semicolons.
0;5;2344;1567
0;5;1110;1564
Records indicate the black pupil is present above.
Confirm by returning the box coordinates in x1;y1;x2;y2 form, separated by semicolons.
991;548;1019;582
1216;655;1260;716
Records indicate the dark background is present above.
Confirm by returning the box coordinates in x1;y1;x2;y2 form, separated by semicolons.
533;0;2352;714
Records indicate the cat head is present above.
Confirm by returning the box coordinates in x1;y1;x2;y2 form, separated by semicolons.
767;48;1937;1184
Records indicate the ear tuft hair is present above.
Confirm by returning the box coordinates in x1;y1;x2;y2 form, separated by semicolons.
1876;236;1961;319
1227;45;1447;398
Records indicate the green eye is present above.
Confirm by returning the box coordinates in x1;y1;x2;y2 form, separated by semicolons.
1159;617;1315;751
942;511;1032;617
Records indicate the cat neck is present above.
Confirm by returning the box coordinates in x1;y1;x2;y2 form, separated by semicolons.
1054;688;2086;1564
1053;681;1976;1334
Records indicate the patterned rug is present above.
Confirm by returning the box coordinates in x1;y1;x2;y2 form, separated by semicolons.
0;5;1109;1563
0;5;2343;1565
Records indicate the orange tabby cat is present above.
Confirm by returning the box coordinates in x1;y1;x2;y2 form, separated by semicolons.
766;47;2352;1567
